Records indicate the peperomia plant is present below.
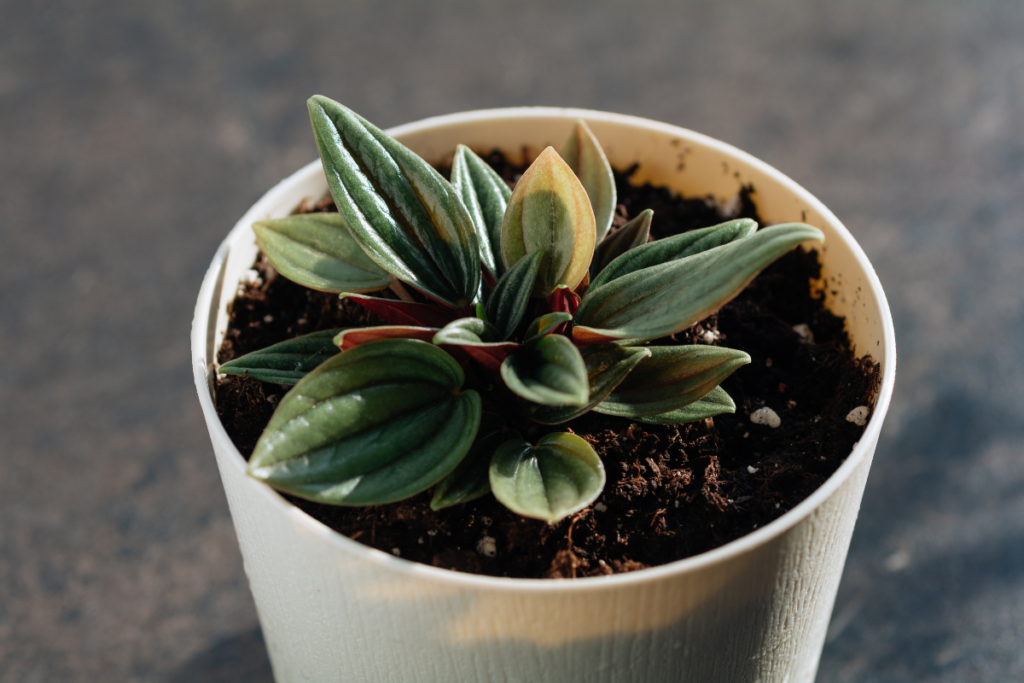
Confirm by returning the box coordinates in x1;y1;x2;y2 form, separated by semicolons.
220;95;825;523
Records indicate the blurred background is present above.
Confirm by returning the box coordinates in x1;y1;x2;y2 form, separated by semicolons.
2;0;1022;681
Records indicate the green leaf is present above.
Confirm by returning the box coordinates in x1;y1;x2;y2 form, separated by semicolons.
248;339;481;505
489;432;605;523
589;218;758;292
308;95;480;308
574;223;824;344
591;209;652;277
500;334;589;407
633;385;736;424
451;145;511;279
219;329;341;385
500;147;596;297
431;413;518;510
485;251;542;340
595;345;750;417
252;214;391;293
523;311;573;343
560;120;617;244
334;325;438;351
529;343;651;424
433;317;518;371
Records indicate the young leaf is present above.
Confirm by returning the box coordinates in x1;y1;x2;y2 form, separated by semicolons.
528;343;651;424
589;218;758;291
560;120;617;244
308;95;480;308
574;224;824;344
431;413;518;510
433;317;518;372
595;345;750;417
632;385;736;424
343;292;460;328
451;145;511;279
500;334;589;407
248;339;481;506
591;209;652;277
485;251;542;340
523;311;573;343
253;214;391;293
219;329;341;385
500;147;596;297
490;432;605;523
334;325;438;351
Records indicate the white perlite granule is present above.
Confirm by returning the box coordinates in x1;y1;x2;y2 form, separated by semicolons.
846;406;870;426
747;465;759;474
476;535;497;558
792;323;814;343
750;407;781;428
391;547;401;557
702;330;716;344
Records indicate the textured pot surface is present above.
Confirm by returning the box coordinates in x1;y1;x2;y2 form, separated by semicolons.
192;108;896;683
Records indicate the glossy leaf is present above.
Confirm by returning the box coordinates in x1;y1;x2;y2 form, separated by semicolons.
253;214;391;293
589;218;758;291
248;339;481;505
343;292;460;328
500;147;596;297
308;95;480;308
591;209;652;277
633;385;736;424
529;343;651;424
574;223;825;344
334;325;438;351
595;345;750;417
219;329;341;385
489;432;605;523
451;145;511;279
433;318;518;372
500;334;588;407
523;311;573;343
485;251;542;340
431;413;517;510
560;120;617;244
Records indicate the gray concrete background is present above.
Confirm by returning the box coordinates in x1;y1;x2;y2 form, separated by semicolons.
1;1;1022;681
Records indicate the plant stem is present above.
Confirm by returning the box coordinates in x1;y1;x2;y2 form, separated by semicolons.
389;279;416;303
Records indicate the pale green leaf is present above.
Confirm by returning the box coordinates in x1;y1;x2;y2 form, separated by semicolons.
560;120;617;243
633;385;736;424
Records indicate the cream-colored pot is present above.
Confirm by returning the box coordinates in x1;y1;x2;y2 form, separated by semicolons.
192;108;896;683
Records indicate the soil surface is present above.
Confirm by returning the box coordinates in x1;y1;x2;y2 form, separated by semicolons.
215;154;879;579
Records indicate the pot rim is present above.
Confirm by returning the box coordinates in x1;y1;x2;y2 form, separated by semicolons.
192;106;896;591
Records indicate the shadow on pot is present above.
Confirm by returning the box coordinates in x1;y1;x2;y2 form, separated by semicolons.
165;627;273;683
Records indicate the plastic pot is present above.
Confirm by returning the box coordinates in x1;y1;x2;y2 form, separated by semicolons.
191;107;896;683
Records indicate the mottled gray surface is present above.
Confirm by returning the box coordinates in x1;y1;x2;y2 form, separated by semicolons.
1;1;1022;681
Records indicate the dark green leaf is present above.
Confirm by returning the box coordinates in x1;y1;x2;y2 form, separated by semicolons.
308;95;480;308
529;343;651;424
253;214;391;293
489;432;605;522
595;345;749;417
219;329;341;385
248;339;481;505
560;120;617;244
500;334;588;406
451;145;511;279
500;147;596;297
589;218;757;292
574;224;824;344
523;311;573;343
431;413;518;510
633;386;736;424
485;251;542;340
433;317;518;372
591;209;652;277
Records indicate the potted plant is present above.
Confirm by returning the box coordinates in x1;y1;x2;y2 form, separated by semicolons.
192;101;895;683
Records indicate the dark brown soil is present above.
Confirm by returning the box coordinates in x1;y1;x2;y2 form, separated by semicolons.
215;154;880;579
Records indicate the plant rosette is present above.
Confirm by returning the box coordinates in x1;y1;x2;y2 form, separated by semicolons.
192;106;895;683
